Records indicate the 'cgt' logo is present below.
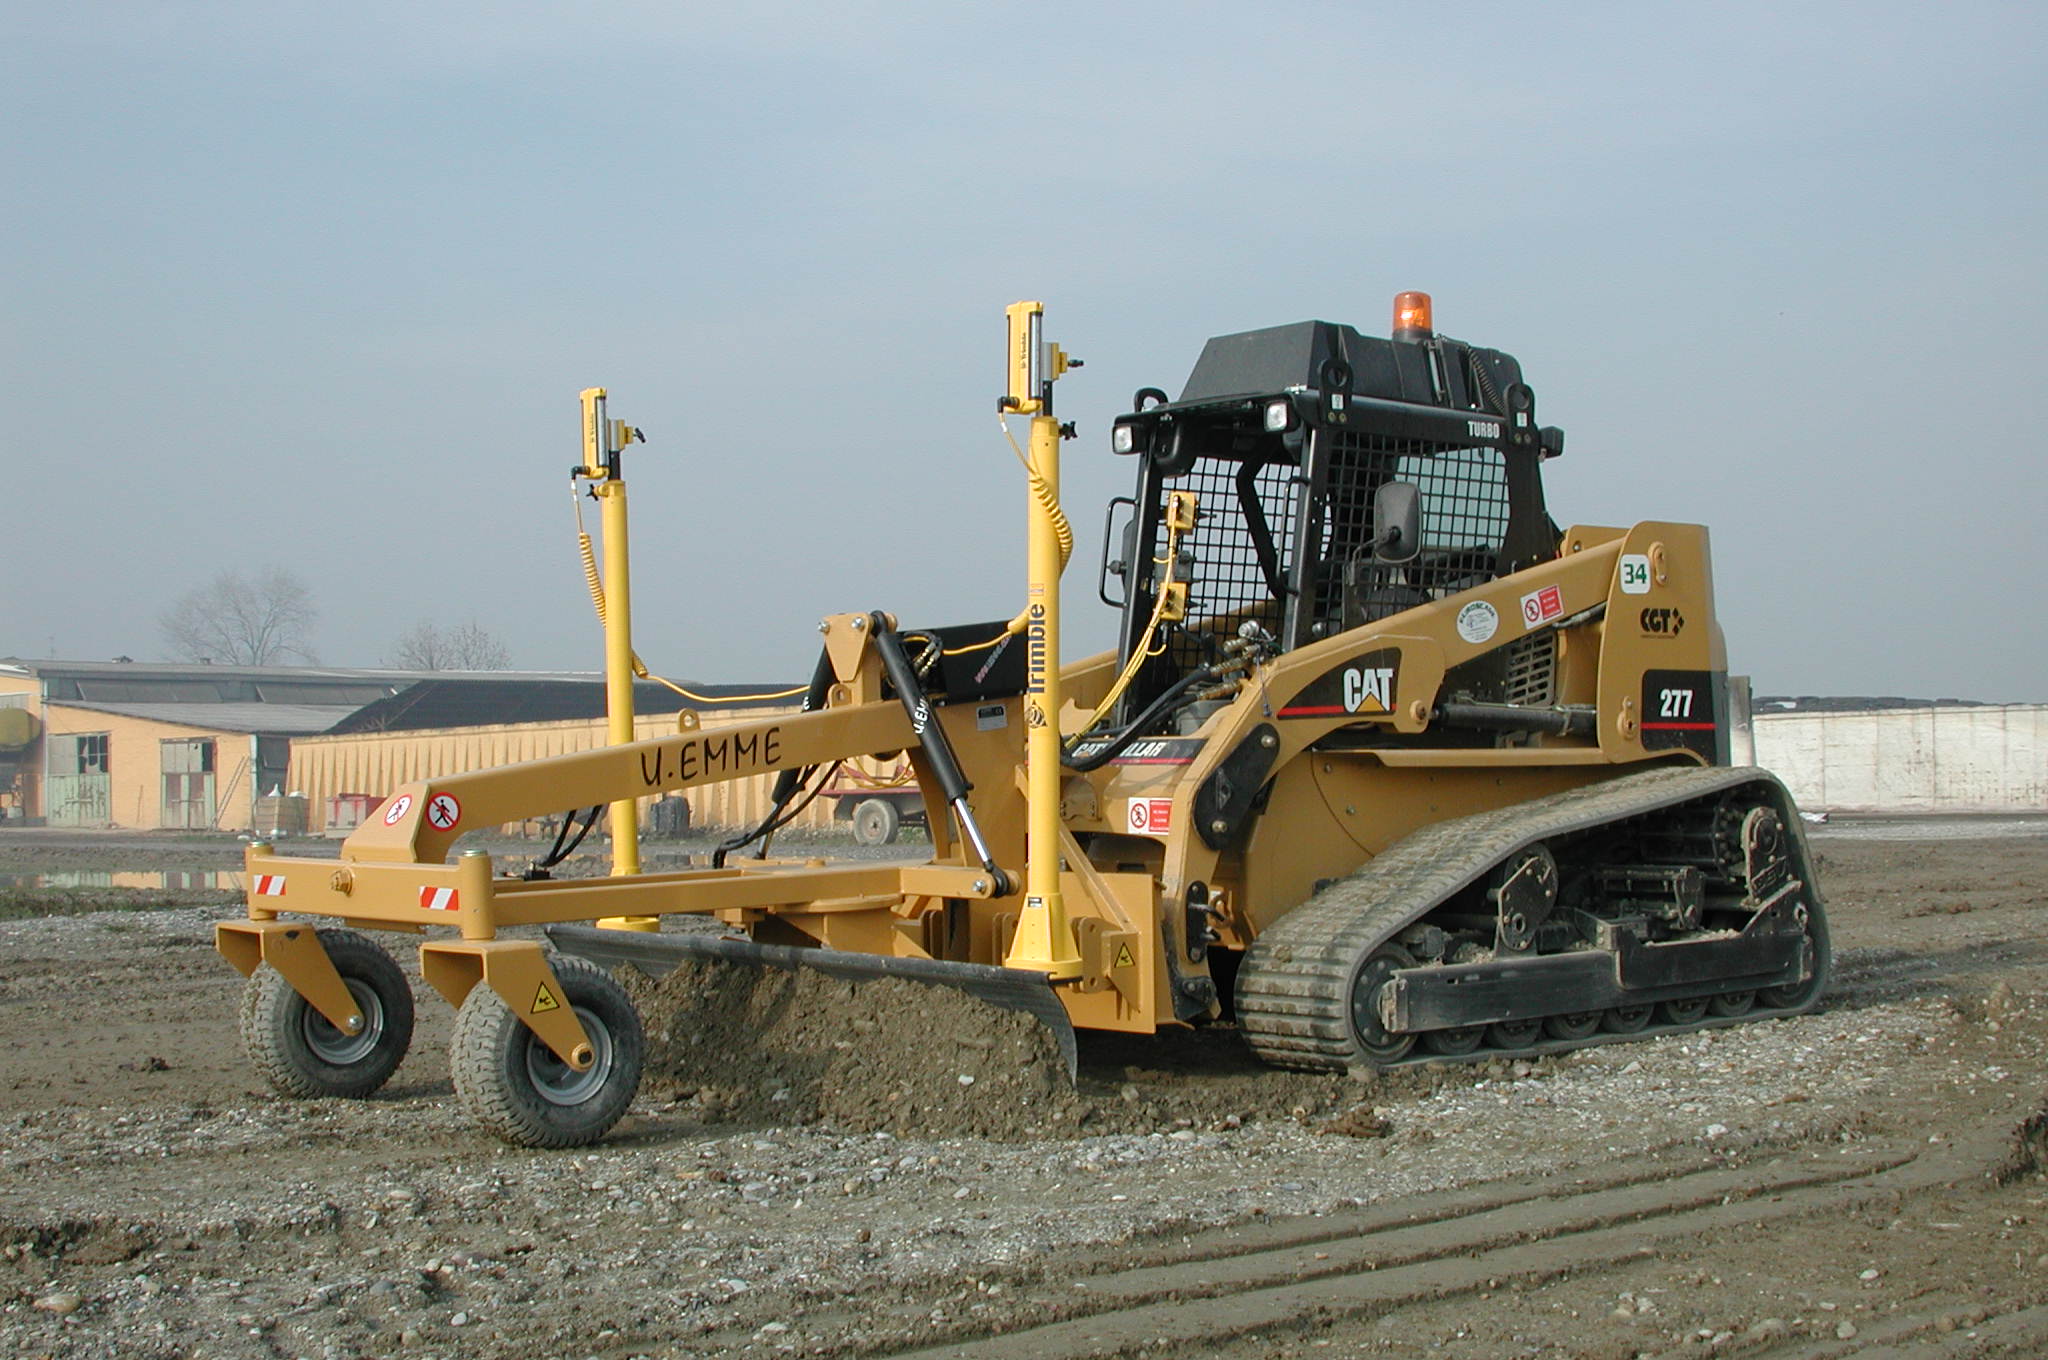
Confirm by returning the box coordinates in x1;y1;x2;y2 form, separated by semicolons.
1640;607;1686;637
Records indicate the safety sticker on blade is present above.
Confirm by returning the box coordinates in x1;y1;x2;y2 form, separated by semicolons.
531;984;560;1014
252;874;286;897
1127;798;1172;834
1520;584;1564;629
419;886;459;912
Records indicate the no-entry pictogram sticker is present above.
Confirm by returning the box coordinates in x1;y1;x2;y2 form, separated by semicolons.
1126;798;1172;834
425;793;462;831
382;793;414;826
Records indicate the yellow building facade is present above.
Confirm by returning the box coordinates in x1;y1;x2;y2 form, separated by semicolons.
288;705;822;836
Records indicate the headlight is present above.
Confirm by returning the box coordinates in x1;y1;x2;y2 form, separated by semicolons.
1112;420;1141;454
1263;399;1295;433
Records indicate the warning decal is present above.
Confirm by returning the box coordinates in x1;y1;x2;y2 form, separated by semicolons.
419;886;459;912
531;984;560;1015
252;874;287;897
1519;584;1565;630
1114;943;1135;969
382;793;414;826
1127;798;1172;834
425;793;462;831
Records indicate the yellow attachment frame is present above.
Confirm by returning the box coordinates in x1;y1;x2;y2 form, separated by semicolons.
420;939;595;1069
216;920;365;1037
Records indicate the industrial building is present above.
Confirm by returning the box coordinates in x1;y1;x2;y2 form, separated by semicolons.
0;660;804;834
4;659;2038;832
1750;698;2046;815
0;660;404;829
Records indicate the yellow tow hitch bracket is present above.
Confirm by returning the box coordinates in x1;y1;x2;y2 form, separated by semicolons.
419;939;596;1070
215;920;364;1037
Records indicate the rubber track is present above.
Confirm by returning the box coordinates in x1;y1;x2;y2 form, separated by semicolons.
1235;764;1828;1071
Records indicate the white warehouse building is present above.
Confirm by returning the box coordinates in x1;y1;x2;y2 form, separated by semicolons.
1745;698;2046;815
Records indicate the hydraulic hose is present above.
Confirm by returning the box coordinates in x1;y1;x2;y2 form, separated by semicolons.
712;648;838;868
1060;664;1226;773
873;620;1013;897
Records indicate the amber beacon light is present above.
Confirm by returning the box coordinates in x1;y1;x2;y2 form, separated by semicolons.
1392;290;1434;340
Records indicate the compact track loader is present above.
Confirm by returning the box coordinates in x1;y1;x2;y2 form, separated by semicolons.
218;295;1828;1146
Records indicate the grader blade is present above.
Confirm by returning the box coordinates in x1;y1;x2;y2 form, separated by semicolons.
546;924;1079;1081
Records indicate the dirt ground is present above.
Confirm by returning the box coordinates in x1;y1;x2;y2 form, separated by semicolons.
4;818;2048;1359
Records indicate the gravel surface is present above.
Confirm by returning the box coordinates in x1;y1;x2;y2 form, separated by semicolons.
2;824;2046;1357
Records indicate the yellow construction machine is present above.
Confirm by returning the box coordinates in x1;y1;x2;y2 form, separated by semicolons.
218;295;1829;1146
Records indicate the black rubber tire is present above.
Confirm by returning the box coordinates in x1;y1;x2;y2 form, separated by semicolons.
1658;996;1710;1025
1346;944;1418;1064
1602;1004;1654;1034
851;798;901;846
1544;1010;1602;1041
240;928;414;1099
450;955;643;1148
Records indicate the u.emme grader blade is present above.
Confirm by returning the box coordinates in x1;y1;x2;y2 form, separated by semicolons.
218;294;1828;1146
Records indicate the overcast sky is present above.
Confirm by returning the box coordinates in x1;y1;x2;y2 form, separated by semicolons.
6;3;2043;699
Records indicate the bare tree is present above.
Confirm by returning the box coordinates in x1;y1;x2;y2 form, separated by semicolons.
387;619;513;671
160;567;319;666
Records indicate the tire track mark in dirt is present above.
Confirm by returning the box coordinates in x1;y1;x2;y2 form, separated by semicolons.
857;1129;2007;1359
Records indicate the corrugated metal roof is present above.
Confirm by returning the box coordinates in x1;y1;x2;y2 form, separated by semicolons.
48;700;365;735
1;658;423;683
326;678;798;735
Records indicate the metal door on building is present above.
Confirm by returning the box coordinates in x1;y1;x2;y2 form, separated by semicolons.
161;738;216;829
47;732;112;827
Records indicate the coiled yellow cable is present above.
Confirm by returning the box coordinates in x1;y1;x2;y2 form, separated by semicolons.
1066;519;1182;738
572;492;806;704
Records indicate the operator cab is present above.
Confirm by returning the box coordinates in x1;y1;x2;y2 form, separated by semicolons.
1099;293;1566;728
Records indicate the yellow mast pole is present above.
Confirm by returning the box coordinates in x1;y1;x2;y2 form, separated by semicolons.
1000;302;1082;980
579;388;656;929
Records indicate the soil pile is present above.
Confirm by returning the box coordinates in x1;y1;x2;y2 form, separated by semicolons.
631;958;1087;1139
629;957;1375;1140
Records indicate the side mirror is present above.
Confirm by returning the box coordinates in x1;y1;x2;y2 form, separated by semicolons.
1098;497;1138;608
1372;480;1423;563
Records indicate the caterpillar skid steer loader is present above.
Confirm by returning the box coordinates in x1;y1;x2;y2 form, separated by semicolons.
217;294;1828;1146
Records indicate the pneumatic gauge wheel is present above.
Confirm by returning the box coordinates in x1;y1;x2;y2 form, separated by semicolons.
450;955;644;1148
240;928;415;1100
